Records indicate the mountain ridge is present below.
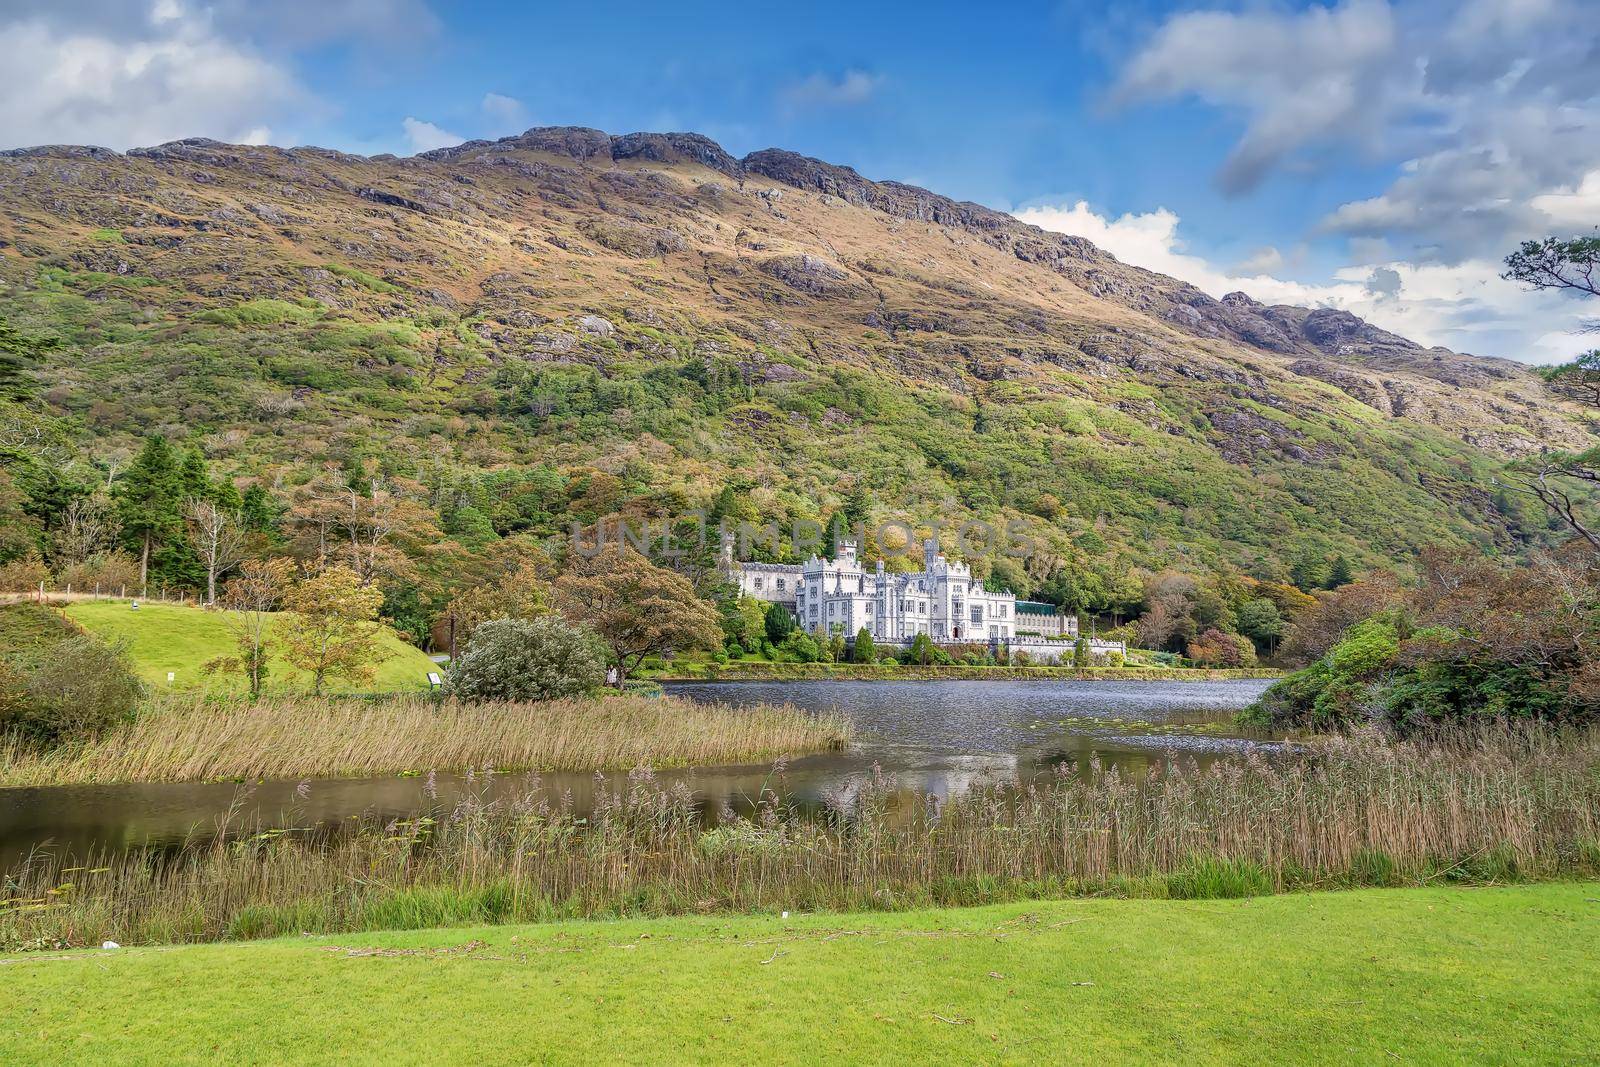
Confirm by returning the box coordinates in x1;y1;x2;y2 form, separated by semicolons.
3;126;1543;392
0;124;1591;590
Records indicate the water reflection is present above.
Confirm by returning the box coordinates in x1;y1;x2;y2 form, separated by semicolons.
0;679;1277;869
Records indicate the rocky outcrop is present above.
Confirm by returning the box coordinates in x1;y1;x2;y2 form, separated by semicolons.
757;253;857;295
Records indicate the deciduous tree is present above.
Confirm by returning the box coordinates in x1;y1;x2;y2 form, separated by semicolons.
278;565;388;695
554;545;721;686
184;497;245;605
204;557;295;698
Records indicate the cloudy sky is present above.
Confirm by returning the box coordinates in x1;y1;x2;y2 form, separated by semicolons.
1;0;1596;364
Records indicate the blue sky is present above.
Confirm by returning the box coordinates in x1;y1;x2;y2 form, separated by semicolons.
2;0;1597;363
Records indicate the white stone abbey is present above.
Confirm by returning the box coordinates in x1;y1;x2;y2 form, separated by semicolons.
724;537;1126;663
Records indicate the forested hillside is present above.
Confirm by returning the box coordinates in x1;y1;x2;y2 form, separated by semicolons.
0;128;1591;646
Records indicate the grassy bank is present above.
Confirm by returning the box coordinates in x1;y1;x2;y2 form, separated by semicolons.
5;884;1597;1064
59;600;437;692
0;693;851;787
4;727;1595;950
654;660;1283;682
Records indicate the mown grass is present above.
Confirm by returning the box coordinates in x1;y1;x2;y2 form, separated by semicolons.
61;600;436;692
0;692;851;786
3;884;1598;1064
3;726;1595;950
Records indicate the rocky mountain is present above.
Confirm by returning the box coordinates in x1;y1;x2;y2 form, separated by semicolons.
0;126;1590;583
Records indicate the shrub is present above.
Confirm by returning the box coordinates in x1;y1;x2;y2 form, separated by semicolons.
0;553;49;593
4;635;142;742
55;551;141;593
1186;628;1258;668
851;627;875;664
447;617;608;702
779;630;821;664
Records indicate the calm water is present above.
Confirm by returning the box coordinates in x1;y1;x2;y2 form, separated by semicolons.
0;679;1278;869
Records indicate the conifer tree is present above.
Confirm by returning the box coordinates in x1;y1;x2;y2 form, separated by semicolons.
114;436;184;588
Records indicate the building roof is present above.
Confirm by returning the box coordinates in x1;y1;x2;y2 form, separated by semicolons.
1015;600;1061;615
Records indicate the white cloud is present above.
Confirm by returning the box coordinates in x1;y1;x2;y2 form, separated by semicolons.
1235;246;1287;275
0;0;443;152
781;70;884;110
401;116;462;154
1113;0;1399;194
481;92;528;130
1531;170;1600;229
1115;0;1600;265
1016;199;1592;364
0;7;306;150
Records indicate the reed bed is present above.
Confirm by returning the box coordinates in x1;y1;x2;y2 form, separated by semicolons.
4;726;1597;950
0;693;852;786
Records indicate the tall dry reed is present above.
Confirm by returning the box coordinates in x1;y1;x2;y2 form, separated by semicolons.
4;725;1597;950
0;693;851;786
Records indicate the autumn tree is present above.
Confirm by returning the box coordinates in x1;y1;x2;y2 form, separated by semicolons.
440;561;550;655
554;545;722;686
278;565;388;695
1280;573;1403;664
204;557;294;698
1186;628;1258;668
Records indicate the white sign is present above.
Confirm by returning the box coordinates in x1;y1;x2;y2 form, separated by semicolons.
426;672;443;687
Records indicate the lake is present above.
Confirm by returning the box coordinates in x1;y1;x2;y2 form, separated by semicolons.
0;678;1279;870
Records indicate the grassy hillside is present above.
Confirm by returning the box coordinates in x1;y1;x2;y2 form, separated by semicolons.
0;603;74;669
0;130;1591;606
3;884;1596;1064
62;601;435;693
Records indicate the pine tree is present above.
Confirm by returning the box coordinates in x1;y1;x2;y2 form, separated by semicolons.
240;484;283;537
763;601;796;644
1290;551;1332;593
114;436;184;588
1326;555;1355;589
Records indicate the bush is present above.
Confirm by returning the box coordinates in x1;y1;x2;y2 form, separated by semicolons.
0;553;49;593
1186;628;1258;668
2;635;142;742
55;551;141;593
447;617;608;702
902;633;936;666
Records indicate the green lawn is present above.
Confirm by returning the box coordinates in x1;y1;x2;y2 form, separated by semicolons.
61;600;436;694
4;884;1596;1064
